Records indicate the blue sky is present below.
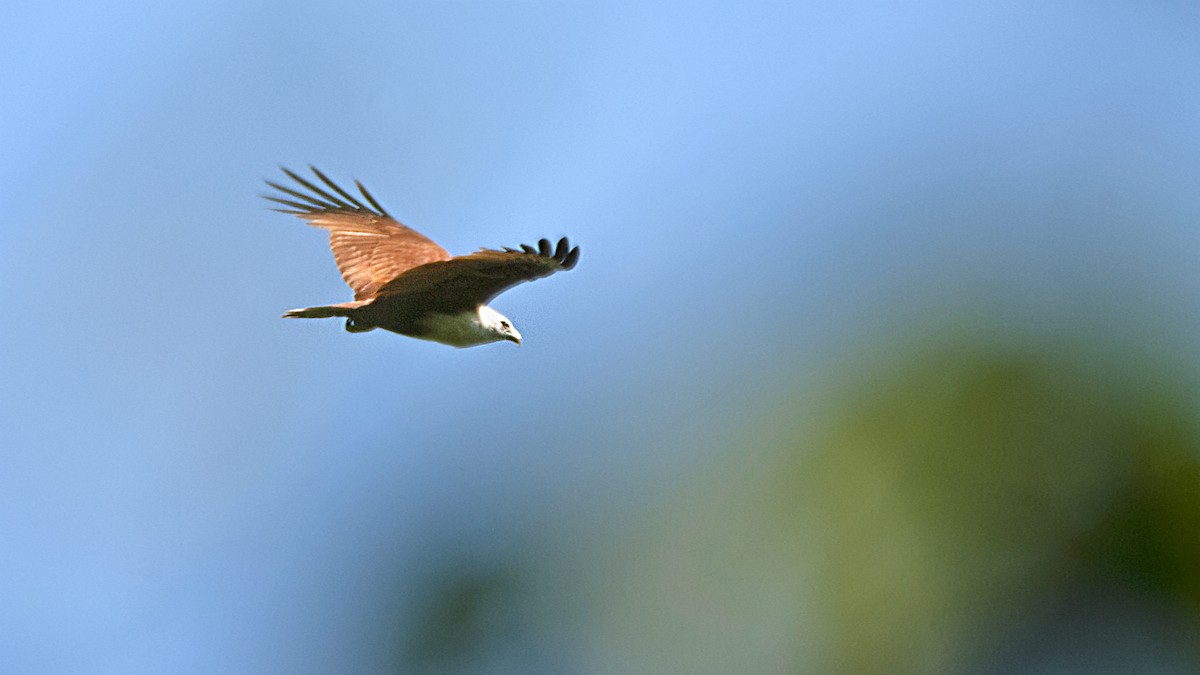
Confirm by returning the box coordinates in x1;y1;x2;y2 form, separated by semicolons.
3;1;1199;672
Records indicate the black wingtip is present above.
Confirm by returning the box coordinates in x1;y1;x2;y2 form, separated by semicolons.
355;179;390;217
262;194;318;212
510;236;579;269
309;166;367;210
264;166;387;216
562;246;580;270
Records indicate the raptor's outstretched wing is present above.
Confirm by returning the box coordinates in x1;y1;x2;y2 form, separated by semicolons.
378;237;580;313
265;166;451;300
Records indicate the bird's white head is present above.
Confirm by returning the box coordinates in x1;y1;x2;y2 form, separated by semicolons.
478;305;522;345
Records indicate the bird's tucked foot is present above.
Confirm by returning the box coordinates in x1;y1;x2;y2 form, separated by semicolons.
345;317;374;333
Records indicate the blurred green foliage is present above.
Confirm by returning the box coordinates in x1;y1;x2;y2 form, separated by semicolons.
778;334;1200;671
401;562;526;673
579;326;1200;673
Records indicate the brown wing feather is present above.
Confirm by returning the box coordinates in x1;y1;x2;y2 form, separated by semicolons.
265;166;450;300
377;237;580;312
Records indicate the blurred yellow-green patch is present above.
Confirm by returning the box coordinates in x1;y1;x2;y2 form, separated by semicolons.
584;325;1200;673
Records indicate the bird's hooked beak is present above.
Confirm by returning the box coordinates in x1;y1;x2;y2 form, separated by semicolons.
505;332;522;346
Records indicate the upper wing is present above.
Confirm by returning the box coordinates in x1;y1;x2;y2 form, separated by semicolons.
377;237;580;311
264;166;451;301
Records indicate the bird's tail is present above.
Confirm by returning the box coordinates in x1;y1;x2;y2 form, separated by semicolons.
283;301;375;333
281;300;364;319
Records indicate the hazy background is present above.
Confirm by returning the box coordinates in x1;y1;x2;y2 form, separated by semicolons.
3;1;1199;673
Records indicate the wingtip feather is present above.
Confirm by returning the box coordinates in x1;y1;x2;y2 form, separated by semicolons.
310;166;367;210
356;180;390;217
507;237;579;269
562;246;580;269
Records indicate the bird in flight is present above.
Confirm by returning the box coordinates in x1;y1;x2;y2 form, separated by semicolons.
265;166;579;347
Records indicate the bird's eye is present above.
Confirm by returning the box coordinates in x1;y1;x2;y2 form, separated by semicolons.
500;321;510;329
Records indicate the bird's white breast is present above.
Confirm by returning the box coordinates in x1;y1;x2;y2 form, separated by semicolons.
419;309;500;348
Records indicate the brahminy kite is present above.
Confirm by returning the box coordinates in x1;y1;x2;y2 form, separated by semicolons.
265;166;579;347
